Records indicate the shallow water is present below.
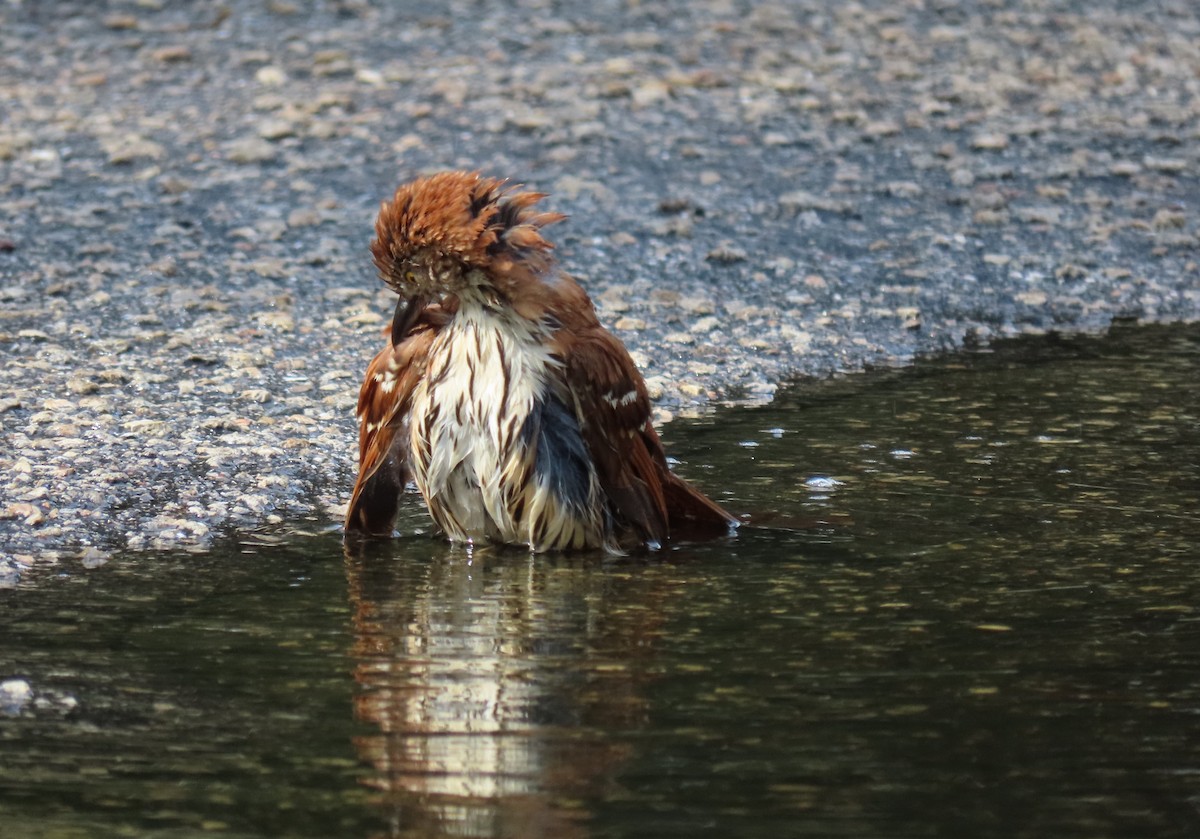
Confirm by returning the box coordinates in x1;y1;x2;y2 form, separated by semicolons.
3;322;1199;839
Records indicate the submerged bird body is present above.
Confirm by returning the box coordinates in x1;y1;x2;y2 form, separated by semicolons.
346;171;735;551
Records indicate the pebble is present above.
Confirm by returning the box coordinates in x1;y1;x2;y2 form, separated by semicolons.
706;245;747;264
255;65;288;86
258;119;296;141
971;133;1009;151
225;138;278;164
778;191;853;215
151;45;192;63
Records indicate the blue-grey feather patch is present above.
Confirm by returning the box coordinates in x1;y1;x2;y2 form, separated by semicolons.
525;395;593;513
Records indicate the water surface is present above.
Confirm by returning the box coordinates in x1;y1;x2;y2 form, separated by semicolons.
3;322;1199;838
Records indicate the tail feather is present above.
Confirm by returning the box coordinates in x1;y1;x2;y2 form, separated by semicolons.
661;471;738;538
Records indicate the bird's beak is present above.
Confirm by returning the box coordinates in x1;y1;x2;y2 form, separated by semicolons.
391;294;427;345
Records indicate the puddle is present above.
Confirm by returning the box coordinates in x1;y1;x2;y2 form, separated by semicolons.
2;321;1199;838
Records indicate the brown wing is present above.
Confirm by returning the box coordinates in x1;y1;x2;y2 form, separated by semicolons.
560;326;736;545
344;299;444;536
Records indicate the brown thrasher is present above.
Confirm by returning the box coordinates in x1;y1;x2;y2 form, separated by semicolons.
345;171;737;552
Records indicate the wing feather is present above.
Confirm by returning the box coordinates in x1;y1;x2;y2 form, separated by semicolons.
344;299;443;536
560;325;736;545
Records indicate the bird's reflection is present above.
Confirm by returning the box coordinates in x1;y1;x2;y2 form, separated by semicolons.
345;539;666;838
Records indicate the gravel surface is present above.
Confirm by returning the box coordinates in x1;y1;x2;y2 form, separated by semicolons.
2;0;1198;573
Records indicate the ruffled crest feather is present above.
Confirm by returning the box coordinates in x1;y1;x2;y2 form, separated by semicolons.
370;170;565;291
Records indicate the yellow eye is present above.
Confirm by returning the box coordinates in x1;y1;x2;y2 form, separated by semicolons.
404;270;416;282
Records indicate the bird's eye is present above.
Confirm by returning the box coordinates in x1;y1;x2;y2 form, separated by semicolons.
404;270;416;282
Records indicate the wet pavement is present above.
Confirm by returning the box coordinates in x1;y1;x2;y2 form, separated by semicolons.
1;0;1198;564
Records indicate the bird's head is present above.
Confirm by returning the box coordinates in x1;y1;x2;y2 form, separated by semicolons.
370;171;566;303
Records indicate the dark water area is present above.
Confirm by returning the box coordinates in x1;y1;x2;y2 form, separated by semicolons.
3;322;1199;839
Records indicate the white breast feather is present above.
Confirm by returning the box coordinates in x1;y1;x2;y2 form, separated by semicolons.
411;302;562;544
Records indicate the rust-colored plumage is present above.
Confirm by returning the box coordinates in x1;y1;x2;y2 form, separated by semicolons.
346;171;736;551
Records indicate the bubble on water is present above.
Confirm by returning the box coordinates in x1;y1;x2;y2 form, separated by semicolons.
1;678;33;715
